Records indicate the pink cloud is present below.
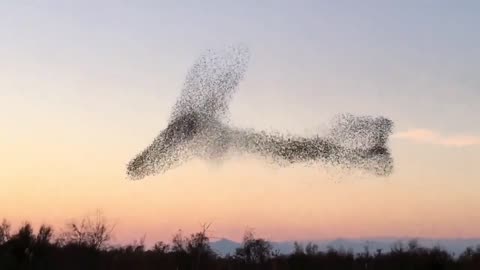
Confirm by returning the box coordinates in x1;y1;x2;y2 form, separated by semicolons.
393;129;480;147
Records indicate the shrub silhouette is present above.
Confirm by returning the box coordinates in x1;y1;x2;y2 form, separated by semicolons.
0;219;10;245
58;211;114;250
234;229;273;265
1;216;480;270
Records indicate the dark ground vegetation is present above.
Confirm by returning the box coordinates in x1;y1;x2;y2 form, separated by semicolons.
1;216;479;270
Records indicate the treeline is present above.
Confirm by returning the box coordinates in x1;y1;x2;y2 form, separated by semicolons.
1;216;480;270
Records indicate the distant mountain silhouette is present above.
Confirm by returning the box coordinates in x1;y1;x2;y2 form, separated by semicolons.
210;238;240;255
211;238;480;257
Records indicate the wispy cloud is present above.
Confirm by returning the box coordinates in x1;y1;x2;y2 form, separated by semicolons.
393;129;480;147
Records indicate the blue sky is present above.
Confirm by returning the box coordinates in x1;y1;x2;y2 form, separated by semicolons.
2;1;479;133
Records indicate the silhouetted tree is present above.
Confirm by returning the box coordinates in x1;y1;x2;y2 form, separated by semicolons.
7;222;35;267
152;241;169;254
36;225;54;246
171;229;186;253
305;242;318;255
186;223;216;270
293;241;304;255
458;246;480;270
0;219;10;245
59;211;114;249
2;215;480;270
235;229;273;264
408;238;420;251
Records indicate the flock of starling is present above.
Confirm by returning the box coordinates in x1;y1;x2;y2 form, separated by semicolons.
127;45;393;180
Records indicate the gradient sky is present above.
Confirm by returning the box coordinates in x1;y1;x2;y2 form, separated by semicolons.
1;1;480;245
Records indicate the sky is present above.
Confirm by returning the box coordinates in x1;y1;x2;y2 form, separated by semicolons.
1;1;479;245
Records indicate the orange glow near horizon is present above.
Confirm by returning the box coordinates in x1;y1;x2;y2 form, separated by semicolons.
3;143;480;245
